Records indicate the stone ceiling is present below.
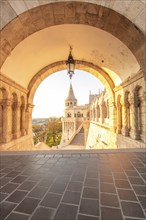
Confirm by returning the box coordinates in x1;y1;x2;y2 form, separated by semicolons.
1;24;139;88
1;0;145;34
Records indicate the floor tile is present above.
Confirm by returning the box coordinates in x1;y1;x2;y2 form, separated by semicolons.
14;197;40;214
38;178;53;187
71;174;84;182
86;171;98;179
125;170;140;177
0;183;19;194
133;185;146;195
0;177;13;187
118;189;138;201
62;190;81;205
67;181;83;192
0;152;145;220
101;193;119;207
31;206;55;220
138;196;146;209
79;198;99;216
77;215;99;220
55;175;71;184
5;171;21;178
84;178;99;188
100;183;116;194
121;201;145;218
40;192;62;208
101;207;123;220
128;176;145;185
54;203;78;220
113;172;127;180
28;186;48;199
82;187;99;199
6;212;29;220
115;179;131;189
0;192;8;202
6;190;28;203
49;183;67;194
18;181;37;191
11;175;28;184
100;175;113;183
0;201;16;220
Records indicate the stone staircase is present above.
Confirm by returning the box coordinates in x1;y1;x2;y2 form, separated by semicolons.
70;127;84;146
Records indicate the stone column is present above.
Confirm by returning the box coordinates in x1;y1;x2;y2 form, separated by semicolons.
2;99;12;143
21;104;26;136
26;104;34;135
108;99;116;132
129;94;140;140
131;100;140;140
95;106;98;122
100;104;104;124
116;101;122;134
12;102;21;139
122;105;129;136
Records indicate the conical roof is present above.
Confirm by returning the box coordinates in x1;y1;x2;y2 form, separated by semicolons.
66;83;77;101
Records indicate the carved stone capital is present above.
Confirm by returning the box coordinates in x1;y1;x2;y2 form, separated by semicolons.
2;99;12;107
12;102;21;110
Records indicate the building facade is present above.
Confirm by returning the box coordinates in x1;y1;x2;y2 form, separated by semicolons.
61;83;89;146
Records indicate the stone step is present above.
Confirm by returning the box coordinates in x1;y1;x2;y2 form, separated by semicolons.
70;133;84;145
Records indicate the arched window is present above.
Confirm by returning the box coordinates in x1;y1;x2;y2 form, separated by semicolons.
77;112;81;117
67;112;71;118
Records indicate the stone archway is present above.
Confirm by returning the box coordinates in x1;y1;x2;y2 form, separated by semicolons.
0;1;145;150
1;1;145;77
27;61;115;104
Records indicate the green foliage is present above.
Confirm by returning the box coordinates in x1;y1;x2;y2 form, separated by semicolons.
46;117;62;147
32;117;62;147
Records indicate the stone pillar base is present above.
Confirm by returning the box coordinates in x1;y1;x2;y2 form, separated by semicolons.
21;130;26;136
1;135;12;143
130;130;141;140
0;134;34;151
13;132;21;139
122;126;129;136
116;129;121;134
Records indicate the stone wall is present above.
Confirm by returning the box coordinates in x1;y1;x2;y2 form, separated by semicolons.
87;70;146;149
0;74;34;150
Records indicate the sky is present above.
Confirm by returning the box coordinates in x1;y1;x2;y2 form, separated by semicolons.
32;70;104;118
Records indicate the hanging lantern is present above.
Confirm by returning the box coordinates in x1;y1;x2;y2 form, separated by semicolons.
66;46;75;80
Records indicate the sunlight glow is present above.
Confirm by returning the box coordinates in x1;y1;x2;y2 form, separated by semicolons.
32;70;104;118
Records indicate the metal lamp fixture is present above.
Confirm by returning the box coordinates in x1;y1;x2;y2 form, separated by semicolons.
66;46;75;80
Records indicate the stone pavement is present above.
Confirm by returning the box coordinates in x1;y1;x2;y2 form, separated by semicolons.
0;150;146;220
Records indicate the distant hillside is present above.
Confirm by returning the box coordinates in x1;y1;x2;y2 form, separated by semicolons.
32;118;49;125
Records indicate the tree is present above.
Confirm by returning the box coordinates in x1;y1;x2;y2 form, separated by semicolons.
46;117;62;147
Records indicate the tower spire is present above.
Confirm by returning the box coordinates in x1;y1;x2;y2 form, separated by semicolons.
65;82;77;108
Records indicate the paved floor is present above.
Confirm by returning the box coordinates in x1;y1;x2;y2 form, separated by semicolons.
0;151;146;220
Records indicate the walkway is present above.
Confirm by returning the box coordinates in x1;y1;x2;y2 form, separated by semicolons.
0;149;146;220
